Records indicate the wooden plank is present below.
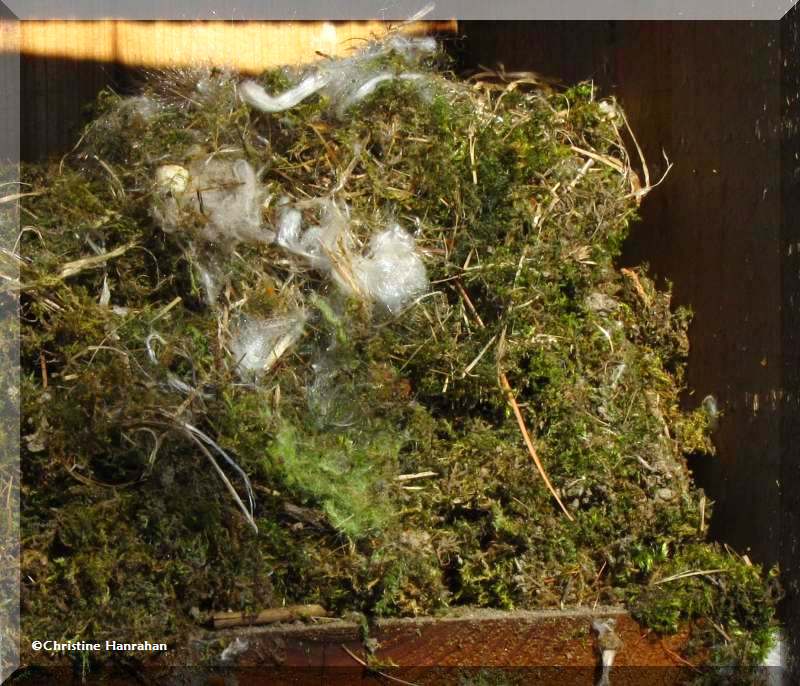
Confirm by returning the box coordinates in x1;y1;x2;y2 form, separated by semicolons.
15;20;457;73
17;608;696;682
163;607;691;668
18;19;115;61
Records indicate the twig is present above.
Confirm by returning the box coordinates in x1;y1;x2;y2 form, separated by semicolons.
498;372;574;521
708;619;732;643
653;569;726;586
617;110;673;202
150;296;182;322
395;471;437;481
211;604;326;629
567;158;595;191
570;145;624;174
594;322;614;352
0;191;43;204
699;495;706;534
453;279;484;327
591;561;608;611
94;156;126;199
453;279;573;521
468;128;478;186
660;640;701;672
625;150;673;203
619;109;649;189
39;351;48;389
58;242;135;280
340;644;420;686
462;333;497;376
513;245;528;286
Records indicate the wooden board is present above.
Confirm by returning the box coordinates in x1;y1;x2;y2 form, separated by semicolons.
16;608;698;684
13;19;457;72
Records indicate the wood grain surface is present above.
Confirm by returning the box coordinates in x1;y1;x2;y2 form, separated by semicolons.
9;20;456;72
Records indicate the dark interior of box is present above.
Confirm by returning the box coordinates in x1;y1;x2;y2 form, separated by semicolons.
16;12;800;672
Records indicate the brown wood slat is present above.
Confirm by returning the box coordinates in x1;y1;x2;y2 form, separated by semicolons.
172;608;692;670
15;20;457;73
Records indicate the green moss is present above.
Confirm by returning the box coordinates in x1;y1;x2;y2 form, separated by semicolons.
631;544;779;669
267;421;399;538
13;37;777;674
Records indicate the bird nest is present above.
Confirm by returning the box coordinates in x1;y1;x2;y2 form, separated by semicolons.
8;30;778;675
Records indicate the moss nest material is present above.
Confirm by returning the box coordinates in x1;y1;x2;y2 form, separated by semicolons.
15;32;778;672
